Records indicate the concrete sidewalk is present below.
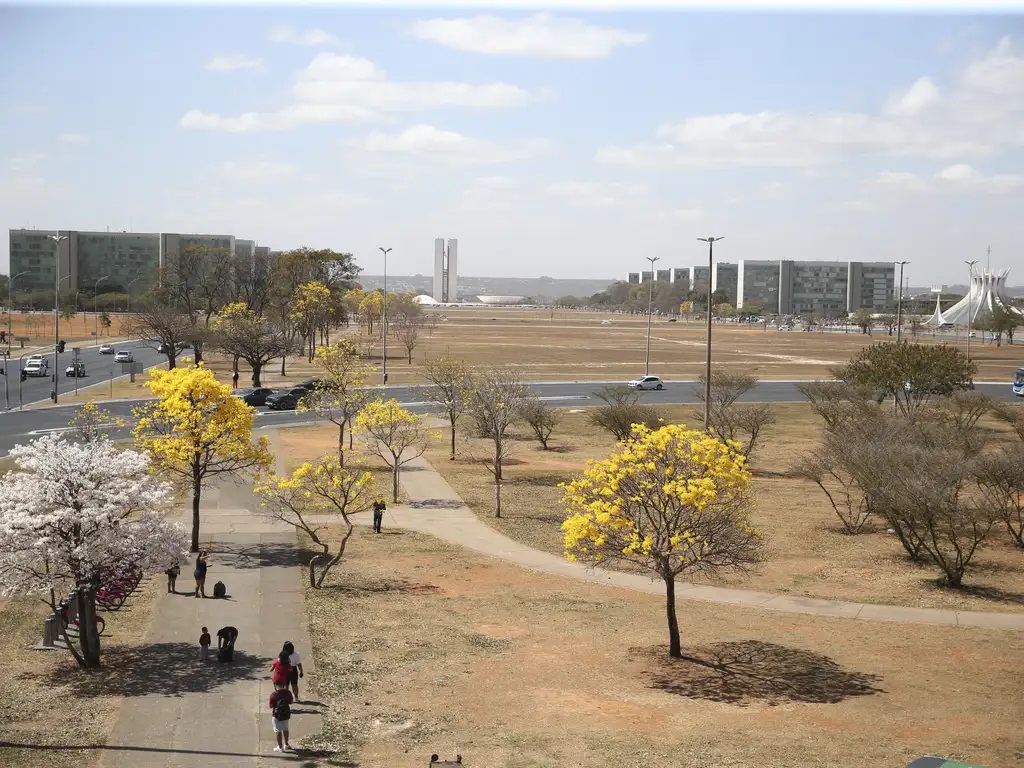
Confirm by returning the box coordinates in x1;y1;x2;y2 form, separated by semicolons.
367;457;1024;631
99;481;320;768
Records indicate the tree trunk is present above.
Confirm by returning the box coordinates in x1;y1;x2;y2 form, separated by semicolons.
391;464;400;503
251;362;263;387
664;575;681;658
338;422;345;464
77;586;102;668
280;354;286;377
449;416;457;460
191;474;202;553
166;352;176;370
347;416;355;450
407;349;412;364
494;477;502;518
314;518;353;588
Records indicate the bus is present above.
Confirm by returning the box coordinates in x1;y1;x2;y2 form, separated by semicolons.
1015;368;1024;397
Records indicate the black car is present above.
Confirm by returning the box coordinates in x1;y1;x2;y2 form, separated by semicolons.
265;387;309;411
234;387;274;406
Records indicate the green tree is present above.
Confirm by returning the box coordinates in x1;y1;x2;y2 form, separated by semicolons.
850;308;874;334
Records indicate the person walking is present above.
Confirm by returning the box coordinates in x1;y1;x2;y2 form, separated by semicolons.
372;498;386;534
282;641;304;702
232;370;239;390
193;551;209;598
271;650;291;688
165;560;180;593
199;626;211;662
269;682;294;752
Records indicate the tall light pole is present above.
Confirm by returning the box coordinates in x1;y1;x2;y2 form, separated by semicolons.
127;276;143;313
7;269;29;351
698;236;724;432
379;247;391;386
895;261;910;342
48;234;68;403
94;275;108;340
644;256;659;376
965;259;978;363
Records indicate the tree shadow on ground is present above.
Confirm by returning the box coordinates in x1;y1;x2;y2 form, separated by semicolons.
923;580;1024;606
634;640;884;706
407;499;464;510
0;742;357;767
321;577;441;597
507;474;568;488
23;641;271;698
212;541;298;570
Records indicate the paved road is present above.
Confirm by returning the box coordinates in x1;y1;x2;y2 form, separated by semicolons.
0;339;168;411
0;379;1016;457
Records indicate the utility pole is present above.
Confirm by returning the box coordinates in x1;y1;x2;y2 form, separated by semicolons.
379;247;391;387
48;234;68;403
644;256;659;376
698;236;724;432
895;261;910;342
965;259;978;363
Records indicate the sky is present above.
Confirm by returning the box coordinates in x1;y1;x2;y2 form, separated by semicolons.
1;4;1023;286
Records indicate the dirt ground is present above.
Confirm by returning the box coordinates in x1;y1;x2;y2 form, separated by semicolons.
302;528;1023;768
423;403;1024;614
2;311;129;346
0;578;162;768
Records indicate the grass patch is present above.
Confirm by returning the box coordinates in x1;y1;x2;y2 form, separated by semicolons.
0;577;162;767
426;403;1024;613
303;525;1021;767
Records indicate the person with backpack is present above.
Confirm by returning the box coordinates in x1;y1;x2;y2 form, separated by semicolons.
269;682;294;752
270;650;291;687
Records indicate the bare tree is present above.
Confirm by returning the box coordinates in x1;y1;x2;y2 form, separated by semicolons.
211;313;294;387
422;354;472;460
797;380;881;431
974;444;1024;548
692;371;775;459
396;318;422;364
522;397;560;450
465;367;531;517
123;302;199;369
795;432;875;534
588;385;663;441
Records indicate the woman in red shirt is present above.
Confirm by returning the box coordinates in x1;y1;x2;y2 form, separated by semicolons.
271;650;291;686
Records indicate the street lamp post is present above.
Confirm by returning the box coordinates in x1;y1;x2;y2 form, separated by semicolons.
895;261;910;342
698;236;724;433
379;247;391;386
48;234;68;403
644;256;659;376
94;275;108;340
127;276;143;313
965;259;978;363
7;269;29;352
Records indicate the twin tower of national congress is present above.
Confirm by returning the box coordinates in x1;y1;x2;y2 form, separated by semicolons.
433;238;458;303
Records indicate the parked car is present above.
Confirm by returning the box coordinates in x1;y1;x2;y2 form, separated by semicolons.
627;375;664;391
265;387;310;411
23;360;48;377
234;387;274;406
113;351;134;363
65;362;86;378
99;344;115;355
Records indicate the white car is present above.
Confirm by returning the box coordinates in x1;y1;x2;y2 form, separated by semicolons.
26;354;47;366
113;351;134;363
23;360;48;377
98;344;115;355
627;375;664;391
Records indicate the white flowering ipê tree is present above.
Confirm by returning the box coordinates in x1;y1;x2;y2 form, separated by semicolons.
0;434;187;668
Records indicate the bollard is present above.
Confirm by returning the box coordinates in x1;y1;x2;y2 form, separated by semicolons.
42;616;58;647
66;592;79;623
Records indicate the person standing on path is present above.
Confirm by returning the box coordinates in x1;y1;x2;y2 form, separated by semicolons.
199;626;211;662
282;641;304;702
372;498;386;533
232;370;239;390
193;551;209;598
269;682;294;752
165;560;180;593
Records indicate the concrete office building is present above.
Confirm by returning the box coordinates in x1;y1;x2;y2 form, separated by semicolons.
711;262;739;305
691;265;711;295
626;272;641;284
847;261;896;313
656;268;671;283
779;261;850;315
670;268;689;290
9;228;255;295
433;238;458;302
736;261;782;311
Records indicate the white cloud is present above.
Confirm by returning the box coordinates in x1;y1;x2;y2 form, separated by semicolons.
10;153;45;171
57;133;87;145
268;25;337;47
598;37;1024;170
182;53;543;132
408;12;646;59
350;124;552;168
545;180;647;207
206;54;264;71
219;160;297;184
876;171;927;191
762;182;788;200
876;163;1024;194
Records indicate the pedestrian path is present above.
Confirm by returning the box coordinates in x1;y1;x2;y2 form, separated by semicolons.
99;481;319;768
366;456;1024;631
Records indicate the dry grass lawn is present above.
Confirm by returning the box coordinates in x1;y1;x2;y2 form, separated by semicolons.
302;527;1023;768
425;403;1024;614
0;578;162;767
2;311;131;346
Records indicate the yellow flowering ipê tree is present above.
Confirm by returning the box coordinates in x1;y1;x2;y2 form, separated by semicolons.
255;456;376;588
561;423;764;658
134;365;273;552
298;339;372;462
356;399;439;502
290;280;332;361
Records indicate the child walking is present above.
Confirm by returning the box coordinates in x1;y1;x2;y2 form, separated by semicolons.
269;682;294;752
199;627;211;662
